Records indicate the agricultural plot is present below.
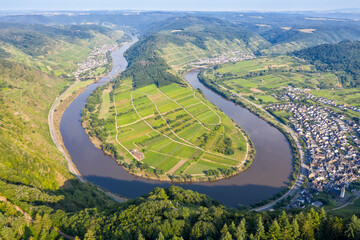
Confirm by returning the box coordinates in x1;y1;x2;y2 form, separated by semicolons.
98;79;248;180
310;88;360;108
209;56;339;105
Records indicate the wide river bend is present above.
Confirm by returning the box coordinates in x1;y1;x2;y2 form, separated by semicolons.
60;39;292;207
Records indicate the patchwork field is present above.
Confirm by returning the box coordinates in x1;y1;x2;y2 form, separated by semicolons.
207;56;339;105
310;88;360;108
92;78;248;181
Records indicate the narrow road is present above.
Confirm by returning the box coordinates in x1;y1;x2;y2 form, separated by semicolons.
48;77;128;203
217;85;307;211
330;190;360;211
48;79;85;182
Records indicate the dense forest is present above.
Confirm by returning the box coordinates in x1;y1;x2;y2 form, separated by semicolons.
3;184;360;240
294;40;360;87
123;34;184;88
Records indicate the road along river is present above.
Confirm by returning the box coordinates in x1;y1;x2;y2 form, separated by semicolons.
60;39;292;207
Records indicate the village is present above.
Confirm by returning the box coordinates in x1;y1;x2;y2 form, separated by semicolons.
73;44;117;77
267;88;360;208
189;50;255;67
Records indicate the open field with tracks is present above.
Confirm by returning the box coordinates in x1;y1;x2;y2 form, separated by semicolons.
89;78;248;180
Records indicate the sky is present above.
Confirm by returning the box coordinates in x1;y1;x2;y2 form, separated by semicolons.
1;0;360;11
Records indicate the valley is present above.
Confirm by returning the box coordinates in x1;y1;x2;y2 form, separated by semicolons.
1;9;360;240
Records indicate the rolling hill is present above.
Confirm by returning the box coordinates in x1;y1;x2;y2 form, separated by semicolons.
294;40;360;87
124;16;270;88
0;23;127;76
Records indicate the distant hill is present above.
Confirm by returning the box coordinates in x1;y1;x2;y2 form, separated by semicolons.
0;23;109;56
124;16;270;88
259;25;360;54
0;22;126;76
294;40;360;87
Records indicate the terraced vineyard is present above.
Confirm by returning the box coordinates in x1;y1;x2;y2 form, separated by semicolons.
159;38;257;72
84;78;250;181
0;28;125;76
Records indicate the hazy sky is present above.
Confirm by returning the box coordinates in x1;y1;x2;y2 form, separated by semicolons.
2;0;360;11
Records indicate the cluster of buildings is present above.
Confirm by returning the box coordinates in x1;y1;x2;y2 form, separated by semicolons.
305;93;360;114
282;86;360;115
268;100;360;197
287;188;315;209
189;51;255;67
74;44;117;77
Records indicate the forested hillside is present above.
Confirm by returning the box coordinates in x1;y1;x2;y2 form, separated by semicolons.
294;40;360;87
25;186;360;239
233;15;360;55
124;16;270;88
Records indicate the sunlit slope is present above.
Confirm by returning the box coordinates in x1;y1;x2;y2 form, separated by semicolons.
0;23;125;76
124;16;270;88
0;60;72;188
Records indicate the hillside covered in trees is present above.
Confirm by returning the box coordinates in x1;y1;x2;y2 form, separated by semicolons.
294;41;360;87
3;183;360;240
123;16;269;88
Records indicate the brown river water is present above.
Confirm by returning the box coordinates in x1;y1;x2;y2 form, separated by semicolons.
60;38;292;207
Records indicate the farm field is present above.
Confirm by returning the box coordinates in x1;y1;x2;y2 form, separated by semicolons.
310;88;360;108
93;78;248;180
207;56;339;105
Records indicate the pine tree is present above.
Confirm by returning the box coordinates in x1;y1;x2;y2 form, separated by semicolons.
221;231;233;240
309;208;320;231
255;216;265;240
267;219;281;240
221;224;229;236
345;215;360;240
157;232;165;240
235;219;246;240
322;216;343;240
229;221;236;236
278;211;291;239
220;224;233;240
301;215;315;240
291;218;300;240
137;231;145;240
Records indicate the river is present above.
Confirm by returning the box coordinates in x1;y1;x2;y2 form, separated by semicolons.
60;38;292;207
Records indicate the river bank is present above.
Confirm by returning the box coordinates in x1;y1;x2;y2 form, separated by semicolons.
196;69;306;210
48;41;135;202
59;36;292;207
81;76;256;183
